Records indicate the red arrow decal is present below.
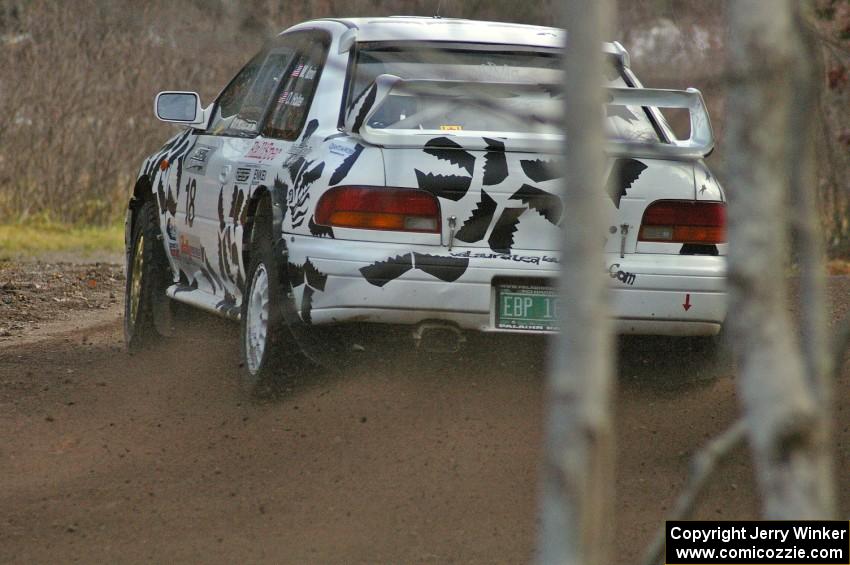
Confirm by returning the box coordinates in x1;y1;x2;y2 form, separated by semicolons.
683;293;692;311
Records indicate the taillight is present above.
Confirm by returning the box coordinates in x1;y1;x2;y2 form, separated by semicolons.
314;186;441;233
638;200;726;244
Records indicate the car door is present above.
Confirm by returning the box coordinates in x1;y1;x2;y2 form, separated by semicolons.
179;42;298;299
260;33;332;233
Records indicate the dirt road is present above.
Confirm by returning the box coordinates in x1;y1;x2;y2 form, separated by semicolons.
1;261;848;564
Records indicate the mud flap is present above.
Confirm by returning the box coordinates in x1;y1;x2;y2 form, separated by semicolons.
274;240;344;370
152;293;175;337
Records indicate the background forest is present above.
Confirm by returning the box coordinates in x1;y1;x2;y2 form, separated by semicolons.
0;0;849;253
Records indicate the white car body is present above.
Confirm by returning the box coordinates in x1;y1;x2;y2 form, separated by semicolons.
127;17;727;342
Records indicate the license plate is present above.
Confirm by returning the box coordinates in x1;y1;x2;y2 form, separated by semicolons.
495;282;559;331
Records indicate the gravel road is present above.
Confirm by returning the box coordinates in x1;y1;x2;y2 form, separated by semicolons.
1;260;847;563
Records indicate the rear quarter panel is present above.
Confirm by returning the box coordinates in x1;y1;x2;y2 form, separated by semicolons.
380;141;706;257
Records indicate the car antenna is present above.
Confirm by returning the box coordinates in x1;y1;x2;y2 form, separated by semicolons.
435;0;443;18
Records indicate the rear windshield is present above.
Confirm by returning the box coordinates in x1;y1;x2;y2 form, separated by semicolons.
347;41;663;141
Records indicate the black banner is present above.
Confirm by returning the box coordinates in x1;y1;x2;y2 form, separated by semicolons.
666;521;850;564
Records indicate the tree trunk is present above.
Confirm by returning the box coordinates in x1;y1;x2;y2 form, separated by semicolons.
725;0;834;518
537;1;615;564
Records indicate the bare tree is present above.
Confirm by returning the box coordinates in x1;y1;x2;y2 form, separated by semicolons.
725;0;834;518
537;1;615;564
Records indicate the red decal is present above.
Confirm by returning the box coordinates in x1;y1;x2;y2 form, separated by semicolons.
246;140;283;161
683;293;692;311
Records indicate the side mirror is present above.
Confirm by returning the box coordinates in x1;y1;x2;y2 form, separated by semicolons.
154;91;206;127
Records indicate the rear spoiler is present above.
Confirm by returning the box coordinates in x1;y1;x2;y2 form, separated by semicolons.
606;87;714;159
344;74;714;159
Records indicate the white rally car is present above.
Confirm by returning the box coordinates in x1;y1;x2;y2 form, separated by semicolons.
124;17;726;387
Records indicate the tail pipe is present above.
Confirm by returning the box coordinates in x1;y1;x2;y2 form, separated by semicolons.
412;321;466;354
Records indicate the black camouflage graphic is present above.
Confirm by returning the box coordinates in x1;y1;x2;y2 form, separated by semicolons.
607;158;647;208
487;208;526;253
424;137;475;175
308;216;334;238
302;118;319;141
150;132;194;219
606;105;639;124
456;191;497;243
288;257;329;323
519;158;562;183
360;252;469;287
350;84;378;134
482;138;508;186
213;181;249;306
412;253;469;282
359;254;414;287
286;157;325;228
510;184;562;225
414;170;472;201
329;143;364;185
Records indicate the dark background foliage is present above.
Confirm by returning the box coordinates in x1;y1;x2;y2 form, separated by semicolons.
0;0;847;253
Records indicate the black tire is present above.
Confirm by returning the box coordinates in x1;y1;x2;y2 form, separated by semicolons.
124;200;171;352
239;200;288;391
618;328;733;388
676;328;733;382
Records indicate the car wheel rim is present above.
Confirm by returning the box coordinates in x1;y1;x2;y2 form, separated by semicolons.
129;233;144;327
245;264;269;375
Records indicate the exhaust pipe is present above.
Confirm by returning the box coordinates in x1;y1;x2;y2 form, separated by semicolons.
412;321;465;354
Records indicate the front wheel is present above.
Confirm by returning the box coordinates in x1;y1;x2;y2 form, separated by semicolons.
124;200;171;351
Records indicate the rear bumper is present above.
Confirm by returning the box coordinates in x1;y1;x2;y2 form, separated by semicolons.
285;235;726;336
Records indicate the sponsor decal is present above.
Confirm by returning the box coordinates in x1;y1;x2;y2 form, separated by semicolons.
252;168;266;183
235;167;251;183
440;125;463;131
189;146;210;162
608;263;636;285
165;218;177;241
449;250;559;265
288;92;305;107
276;90;305;107
178;233;205;263
290;64;316;80
245;140;283;161
166;219;178;258
329;142;355;157
185;144;214;174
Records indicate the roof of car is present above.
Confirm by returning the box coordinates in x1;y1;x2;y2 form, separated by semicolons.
288;16;565;49
284;17;628;58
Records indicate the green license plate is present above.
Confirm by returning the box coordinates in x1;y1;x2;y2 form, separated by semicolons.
495;282;559;331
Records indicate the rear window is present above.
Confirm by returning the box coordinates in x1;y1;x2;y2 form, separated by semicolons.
347;42;662;141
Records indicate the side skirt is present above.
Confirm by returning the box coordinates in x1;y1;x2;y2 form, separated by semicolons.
166;285;240;321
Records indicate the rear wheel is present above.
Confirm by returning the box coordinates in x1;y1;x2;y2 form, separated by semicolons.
124;200;171;351
240;201;288;391
681;329;733;381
